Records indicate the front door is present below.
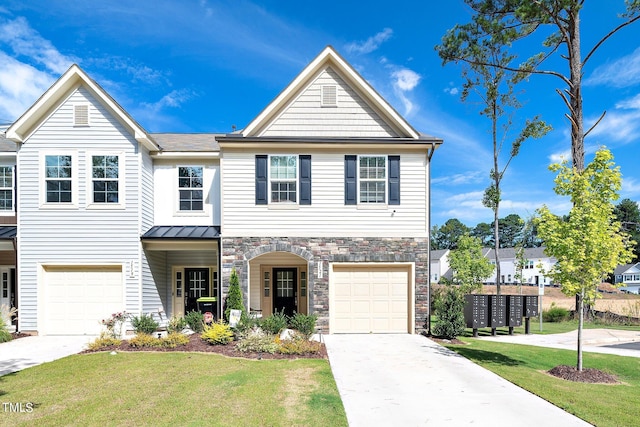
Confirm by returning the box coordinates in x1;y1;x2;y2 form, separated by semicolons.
185;268;210;313
273;268;297;316
0;268;13;309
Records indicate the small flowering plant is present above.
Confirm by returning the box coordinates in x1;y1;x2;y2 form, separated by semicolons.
101;311;127;338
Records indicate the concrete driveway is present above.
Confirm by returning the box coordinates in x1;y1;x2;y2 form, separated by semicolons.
324;334;590;427
0;335;93;376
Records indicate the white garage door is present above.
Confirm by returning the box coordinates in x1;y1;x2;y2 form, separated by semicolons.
44;266;124;335
331;265;411;333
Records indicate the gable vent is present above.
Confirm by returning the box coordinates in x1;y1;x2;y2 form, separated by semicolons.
321;85;337;107
74;105;89;126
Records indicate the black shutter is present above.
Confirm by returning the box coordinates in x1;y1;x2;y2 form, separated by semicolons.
299;155;312;205
255;155;268;205
344;155;357;205
388;155;400;205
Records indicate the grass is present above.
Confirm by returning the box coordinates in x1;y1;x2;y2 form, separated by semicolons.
445;318;640;337
0;352;347;426
443;338;640;427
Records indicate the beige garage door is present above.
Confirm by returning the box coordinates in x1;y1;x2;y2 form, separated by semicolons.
44;266;124;335
331;265;411;333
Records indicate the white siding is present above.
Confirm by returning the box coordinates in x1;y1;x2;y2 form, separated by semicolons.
259;68;399;138
153;159;220;226
222;149;429;237
17;87;143;331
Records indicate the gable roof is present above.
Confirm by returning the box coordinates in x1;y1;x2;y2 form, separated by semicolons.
240;46;426;140
5;64;158;151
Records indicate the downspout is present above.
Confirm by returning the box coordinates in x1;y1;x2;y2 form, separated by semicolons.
426;143;436;335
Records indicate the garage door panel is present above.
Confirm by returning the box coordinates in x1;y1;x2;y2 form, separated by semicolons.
44;266;124;336
332;265;410;334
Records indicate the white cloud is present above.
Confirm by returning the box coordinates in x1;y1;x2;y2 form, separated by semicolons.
444;87;459;95
432;171;484;186
549;150;570;164
0;16;74;75
0;51;56;122
390;68;420;115
345;28;393;55
586;108;640;144
585;47;640;88
622;177;640;198
616;93;640;110
141;89;195;113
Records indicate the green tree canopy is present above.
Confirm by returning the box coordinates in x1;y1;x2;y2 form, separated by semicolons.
536;148;635;370
447;234;495;293
614;198;640;261
431;218;470;250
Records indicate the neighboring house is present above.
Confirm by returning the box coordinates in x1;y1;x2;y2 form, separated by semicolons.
430;249;451;283
614;263;640;294
429;246;556;288
3;46;442;335
484;247;556;287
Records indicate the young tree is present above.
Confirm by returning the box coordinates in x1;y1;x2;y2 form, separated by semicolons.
536;148;635;371
224;268;246;321
436;1;640;173
432;286;466;339
438;10;549;295
447;234;495;294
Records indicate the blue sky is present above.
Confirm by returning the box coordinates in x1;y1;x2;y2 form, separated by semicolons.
1;1;639;227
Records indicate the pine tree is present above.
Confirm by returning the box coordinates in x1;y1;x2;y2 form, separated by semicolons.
224;268;246;321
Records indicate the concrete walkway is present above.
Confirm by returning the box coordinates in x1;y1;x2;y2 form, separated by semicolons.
478;328;640;358
0;335;93;376
324;334;591;427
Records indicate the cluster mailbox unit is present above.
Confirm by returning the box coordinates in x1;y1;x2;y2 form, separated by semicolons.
464;294;536;337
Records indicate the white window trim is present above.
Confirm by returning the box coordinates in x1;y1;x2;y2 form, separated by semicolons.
357;154;387;205
268;154;299;205
0;165;15;215
40;151;78;209
86;152;125;210
176;165;207;215
74;104;90;127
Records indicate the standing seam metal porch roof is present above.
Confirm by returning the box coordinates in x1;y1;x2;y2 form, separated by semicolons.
141;226;220;239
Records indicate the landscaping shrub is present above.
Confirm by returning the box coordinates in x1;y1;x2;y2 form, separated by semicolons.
260;310;288;335
130;313;159;335
432;286;465;339
543;303;570;322
128;332;190;349
100;311;127;339
87;332;122;350
129;333;160;348
184;310;205;333
0;304;17;343
224;268;247;322
163;332;190;348
166;316;187;334
236;329;279;354
277;333;322;355
201;320;234;345
288;312;318;338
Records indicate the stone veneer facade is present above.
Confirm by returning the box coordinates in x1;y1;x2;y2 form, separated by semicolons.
221;236;429;333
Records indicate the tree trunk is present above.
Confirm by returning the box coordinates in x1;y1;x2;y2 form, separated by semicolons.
577;292;584;371
568;4;585;172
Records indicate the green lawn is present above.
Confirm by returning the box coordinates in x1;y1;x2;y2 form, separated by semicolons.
444;338;640;427
0;352;347;426
455;319;640;337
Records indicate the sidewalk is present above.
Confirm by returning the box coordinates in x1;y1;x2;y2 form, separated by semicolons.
0;335;92;376
478;328;640;358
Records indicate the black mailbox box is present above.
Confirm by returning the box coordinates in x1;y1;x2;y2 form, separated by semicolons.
489;295;507;328
524;295;539;317
507;295;523;327
464;294;489;328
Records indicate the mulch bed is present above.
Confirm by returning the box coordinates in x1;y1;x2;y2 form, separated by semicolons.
548;365;618;384
11;332;30;340
82;333;328;360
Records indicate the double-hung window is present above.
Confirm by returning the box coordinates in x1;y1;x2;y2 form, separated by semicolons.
0;166;13;211
178;166;203;211
45;155;72;203
344;155;400;205
359;156;386;203
270;155;297;203
92;155;119;203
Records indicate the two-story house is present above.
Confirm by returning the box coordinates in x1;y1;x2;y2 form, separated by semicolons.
614;263;640;294
3;46;442;335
